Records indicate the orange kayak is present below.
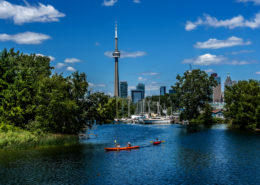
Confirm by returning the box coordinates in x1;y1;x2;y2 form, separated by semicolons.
104;146;140;151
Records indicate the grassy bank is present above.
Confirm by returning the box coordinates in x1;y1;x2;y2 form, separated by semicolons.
0;124;79;150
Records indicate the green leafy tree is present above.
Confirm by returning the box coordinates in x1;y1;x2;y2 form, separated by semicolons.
173;69;217;123
224;80;260;130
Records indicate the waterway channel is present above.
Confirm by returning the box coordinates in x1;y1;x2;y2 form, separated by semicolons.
0;124;260;185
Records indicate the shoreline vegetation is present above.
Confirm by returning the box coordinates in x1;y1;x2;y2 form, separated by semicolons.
0;124;78;150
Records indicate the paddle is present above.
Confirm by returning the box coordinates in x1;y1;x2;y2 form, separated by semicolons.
150;140;165;143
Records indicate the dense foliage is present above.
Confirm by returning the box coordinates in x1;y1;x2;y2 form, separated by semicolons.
0;49;88;134
172;69;217;123
224;80;260;130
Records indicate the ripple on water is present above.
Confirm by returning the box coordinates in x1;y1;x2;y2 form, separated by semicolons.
0;124;260;185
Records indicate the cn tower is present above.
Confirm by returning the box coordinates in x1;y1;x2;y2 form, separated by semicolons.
113;22;120;97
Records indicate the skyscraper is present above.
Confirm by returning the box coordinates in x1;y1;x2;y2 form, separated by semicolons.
131;90;143;103
113;23;120;97
160;86;166;96
224;73;236;91
211;73;221;102
136;83;145;99
120;81;128;98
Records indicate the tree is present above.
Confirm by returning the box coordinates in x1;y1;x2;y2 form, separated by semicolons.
0;49;90;134
224;80;260;130
173;69;217;123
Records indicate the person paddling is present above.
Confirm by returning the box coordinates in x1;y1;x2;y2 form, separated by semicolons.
114;140;120;148
127;142;131;147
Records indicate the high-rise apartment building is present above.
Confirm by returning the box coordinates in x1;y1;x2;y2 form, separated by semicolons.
160;86;166;96
136;83;145;99
211;73;221;103
120;81;128;98
131;90;143;103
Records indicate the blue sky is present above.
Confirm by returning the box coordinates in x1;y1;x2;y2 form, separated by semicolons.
0;0;259;96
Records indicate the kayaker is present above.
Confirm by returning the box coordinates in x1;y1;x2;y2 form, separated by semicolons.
114;140;120;148
127;142;131;147
156;138;160;142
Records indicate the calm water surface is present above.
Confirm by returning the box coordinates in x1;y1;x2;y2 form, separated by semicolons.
0;124;260;185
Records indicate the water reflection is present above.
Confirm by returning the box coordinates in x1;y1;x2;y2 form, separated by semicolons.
0;124;260;185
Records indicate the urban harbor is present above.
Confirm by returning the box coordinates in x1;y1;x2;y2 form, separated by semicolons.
0;0;260;185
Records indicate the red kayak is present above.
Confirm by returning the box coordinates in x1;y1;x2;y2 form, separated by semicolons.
104;146;140;151
153;141;162;145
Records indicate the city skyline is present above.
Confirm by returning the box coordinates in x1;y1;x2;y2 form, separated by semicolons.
0;0;259;96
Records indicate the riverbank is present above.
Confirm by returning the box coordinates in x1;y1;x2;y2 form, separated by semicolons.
0;125;79;150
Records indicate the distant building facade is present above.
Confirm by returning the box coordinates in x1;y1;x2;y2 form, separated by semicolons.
160;86;166;96
169;89;176;94
136;83;145;99
131;90;143;103
211;73;222;103
224;73;236;91
120;81;128;98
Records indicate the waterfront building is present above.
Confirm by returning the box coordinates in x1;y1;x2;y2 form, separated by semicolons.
136;83;145;99
224;73;236;91
131;90;143;103
211;73;222;103
160;86;166;96
113;23;120;97
120;81;128;98
169;89;176;94
212;109;224;119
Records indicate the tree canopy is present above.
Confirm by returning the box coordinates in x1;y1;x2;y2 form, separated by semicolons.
0;49;89;134
172;69;217;122
224;80;260;130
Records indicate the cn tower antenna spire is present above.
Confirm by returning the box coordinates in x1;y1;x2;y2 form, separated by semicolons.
115;21;118;38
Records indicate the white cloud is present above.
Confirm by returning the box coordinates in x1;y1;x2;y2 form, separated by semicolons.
204;69;214;73
89;82;106;87
56;62;66;69
255;71;260;74
128;86;136;90
146;84;160;91
36;54;55;61
231;50;254;55
64;58;81;63
227;60;250;65
237;0;260;5
185;12;260;31
103;0;118;6
104;51;147;58
0;32;50;44
48;56;55;61
183;53;252;66
138;76;147;81
66;66;76;72
0;0;65;25
183;54;225;66
133;0;141;3
141;72;159;76
194;36;251;49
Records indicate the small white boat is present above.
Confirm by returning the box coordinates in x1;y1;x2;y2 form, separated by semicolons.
143;117;171;124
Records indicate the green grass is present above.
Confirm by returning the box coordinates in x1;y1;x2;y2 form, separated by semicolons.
0;123;79;150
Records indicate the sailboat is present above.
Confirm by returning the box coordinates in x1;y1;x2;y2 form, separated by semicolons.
143;100;171;124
